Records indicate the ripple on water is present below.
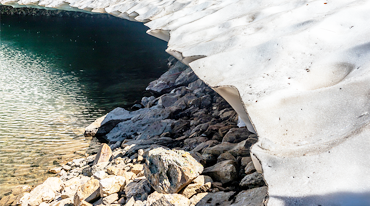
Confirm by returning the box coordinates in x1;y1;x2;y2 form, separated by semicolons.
0;43;99;196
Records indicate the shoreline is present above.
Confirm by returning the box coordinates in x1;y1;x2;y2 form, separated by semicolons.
0;57;267;206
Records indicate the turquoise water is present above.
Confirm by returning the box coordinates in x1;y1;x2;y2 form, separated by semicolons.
0;12;169;195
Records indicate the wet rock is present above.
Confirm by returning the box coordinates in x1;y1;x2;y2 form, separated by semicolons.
217;152;236;163
0;194;16;206
146;192;190;206
181;175;213;198
99;176;126;197
11;185;32;196
144;148;203;193
74;178;100;206
141;96;155;108
175;68;198;87
231;187;268;206
203;160;238;184
189;191;235;206
146;61;188;94
239;172;265;188
93;144;112;166
125;178;151;201
222;128;252;143
244;162;256;175
28;177;62;206
84;115;106;137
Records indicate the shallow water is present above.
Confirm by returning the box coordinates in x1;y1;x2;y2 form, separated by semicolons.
0;12;169;195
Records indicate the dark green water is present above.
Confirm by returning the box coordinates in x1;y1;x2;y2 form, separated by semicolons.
0;12;169;195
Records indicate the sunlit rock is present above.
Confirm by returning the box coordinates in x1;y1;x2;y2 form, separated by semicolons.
2;0;370;205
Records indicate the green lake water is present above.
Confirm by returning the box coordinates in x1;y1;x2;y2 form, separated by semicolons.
0;11;169;196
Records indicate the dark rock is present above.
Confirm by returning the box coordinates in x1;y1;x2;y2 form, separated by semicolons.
137;119;175;140
231;187;268;206
174;68;198;87
217;152;236;163
146;61;188;94
189;191;235;206
183;137;208;151
222;128;251;143
239;172;265;188
203;160;238;184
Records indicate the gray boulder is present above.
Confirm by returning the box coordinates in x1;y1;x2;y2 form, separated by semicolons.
144;148;203;193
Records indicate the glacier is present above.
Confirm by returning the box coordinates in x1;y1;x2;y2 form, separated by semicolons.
1;0;370;205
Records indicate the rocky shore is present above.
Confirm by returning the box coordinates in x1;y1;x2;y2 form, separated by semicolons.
0;57;267;206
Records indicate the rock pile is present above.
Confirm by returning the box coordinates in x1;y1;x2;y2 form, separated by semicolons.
0;58;267;206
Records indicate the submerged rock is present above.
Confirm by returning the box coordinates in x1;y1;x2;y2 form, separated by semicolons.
144;148;203;193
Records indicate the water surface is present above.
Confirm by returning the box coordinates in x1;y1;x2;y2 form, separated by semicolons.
0;12;169;196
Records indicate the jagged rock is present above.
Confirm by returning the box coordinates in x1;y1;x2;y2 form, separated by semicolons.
231;187;268;206
28;177;62;206
181;175;213;198
125;178;151;201
222;128;252;143
146;192;190;206
11;185;32;196
203;160;238;184
146;61;188;94
217;152;237;163
84;108;134;138
189;191;235;206
144;148;203;193
39;203;50;206
239;172;265;188
244;161;256;175
93;144;112;166
106;107;171;142
99;176;126;197
175;68;198;87
158;93;180;108
102;193;119;205
137;119;175;140
74;178;100;206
